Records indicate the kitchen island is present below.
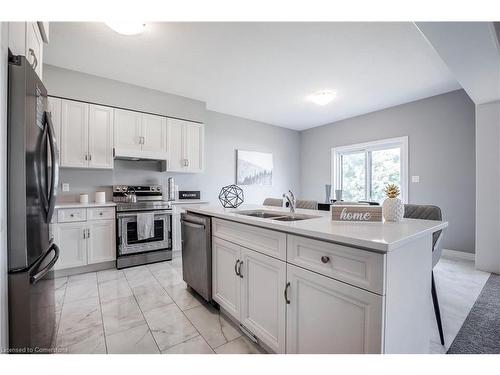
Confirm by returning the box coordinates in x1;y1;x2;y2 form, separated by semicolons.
183;204;448;354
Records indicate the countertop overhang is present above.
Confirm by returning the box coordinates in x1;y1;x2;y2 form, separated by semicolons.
182;204;448;252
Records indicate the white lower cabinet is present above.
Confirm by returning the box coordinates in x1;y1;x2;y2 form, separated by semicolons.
212;236;286;353
52;207;116;270
240;247;286;353
212;237;241;320
286;263;383;354
53;223;87;270
87;220;116;264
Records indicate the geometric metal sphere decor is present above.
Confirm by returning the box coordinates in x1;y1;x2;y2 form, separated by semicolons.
218;184;244;208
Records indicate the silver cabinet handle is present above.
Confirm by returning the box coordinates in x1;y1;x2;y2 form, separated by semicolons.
29;48;38;69
89;154;92;161
238;261;243;278
84;154;88;161
83;229;86;239
235;260;240;276
284;282;291;304
321;256;330;264
87;228;90;238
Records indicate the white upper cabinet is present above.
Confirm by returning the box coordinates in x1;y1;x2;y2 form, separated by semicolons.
114;109;142;154
59;99;114;169
8;22;46;78
166;118;185;172
141;113;167;154
88;105;114;169
185;122;204;173
167;118;205;173
114;110;167;159
60;100;89;168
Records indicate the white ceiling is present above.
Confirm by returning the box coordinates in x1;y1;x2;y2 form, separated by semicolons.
44;22;460;130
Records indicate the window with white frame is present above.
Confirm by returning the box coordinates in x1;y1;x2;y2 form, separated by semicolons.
331;137;408;203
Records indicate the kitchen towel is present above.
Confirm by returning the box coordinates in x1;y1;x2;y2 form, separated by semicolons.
137;212;155;240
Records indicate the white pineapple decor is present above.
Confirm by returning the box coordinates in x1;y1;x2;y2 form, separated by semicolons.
382;184;404;222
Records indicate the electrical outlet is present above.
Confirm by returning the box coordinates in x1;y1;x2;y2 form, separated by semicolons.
411;176;420;183
62;183;70;192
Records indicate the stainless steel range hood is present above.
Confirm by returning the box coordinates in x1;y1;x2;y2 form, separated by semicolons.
114;148;168;171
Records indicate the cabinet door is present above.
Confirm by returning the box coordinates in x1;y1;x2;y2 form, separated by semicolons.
114;109;142;154
212;237;241;320
87;220;116;264
286;264;383;354
240;248;286;353
47;97;61;166
26;22;43;78
60;100;89;168
88;104;114;169
166;118;185;171
53;223;87;270
141;114;167;155
185;122;204;172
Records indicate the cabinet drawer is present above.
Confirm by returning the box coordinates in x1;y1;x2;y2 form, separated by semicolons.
88;207;115;221
212;218;286;261
287;235;385;294
57;208;87;223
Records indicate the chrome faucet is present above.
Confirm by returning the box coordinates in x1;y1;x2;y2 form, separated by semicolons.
283;190;296;213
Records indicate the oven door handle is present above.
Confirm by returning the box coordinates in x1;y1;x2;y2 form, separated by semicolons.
117;211;171;218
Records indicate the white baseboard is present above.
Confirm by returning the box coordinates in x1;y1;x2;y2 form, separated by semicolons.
442;249;475;262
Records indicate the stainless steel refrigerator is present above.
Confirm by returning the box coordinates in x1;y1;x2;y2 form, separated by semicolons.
7;53;60;352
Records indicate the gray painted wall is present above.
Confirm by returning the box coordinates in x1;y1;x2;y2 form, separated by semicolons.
44;65;300;205
43;64;206;123
475;100;500;273
300;90;475;253
0;22;9;351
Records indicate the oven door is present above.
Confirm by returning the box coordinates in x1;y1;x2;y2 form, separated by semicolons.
117;211;171;255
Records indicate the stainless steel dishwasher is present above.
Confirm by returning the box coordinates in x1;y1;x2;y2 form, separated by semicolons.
180;212;212;301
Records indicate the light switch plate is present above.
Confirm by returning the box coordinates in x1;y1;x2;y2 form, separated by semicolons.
62;183;70;192
411;176;420;183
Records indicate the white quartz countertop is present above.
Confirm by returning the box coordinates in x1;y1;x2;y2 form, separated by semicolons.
170;199;209;205
183;204;448;252
55;202;116;209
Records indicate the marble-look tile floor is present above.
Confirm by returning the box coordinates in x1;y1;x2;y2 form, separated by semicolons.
53;254;264;354
52;252;489;354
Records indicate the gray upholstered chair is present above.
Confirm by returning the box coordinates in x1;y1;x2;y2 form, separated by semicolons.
296;200;318;210
404;204;445;345
262;198;283;207
262;198;318;210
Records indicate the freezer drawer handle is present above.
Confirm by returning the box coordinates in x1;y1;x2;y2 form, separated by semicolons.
180;220;205;230
31;242;60;284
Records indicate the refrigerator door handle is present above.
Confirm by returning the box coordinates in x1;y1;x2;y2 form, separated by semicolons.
45;111;59;223
30;241;60;284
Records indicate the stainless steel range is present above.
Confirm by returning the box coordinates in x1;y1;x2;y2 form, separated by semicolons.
114;185;172;269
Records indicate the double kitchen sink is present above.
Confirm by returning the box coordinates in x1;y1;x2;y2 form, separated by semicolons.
235;209;319;222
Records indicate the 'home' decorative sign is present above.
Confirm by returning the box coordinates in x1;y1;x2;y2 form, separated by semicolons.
331;205;383;222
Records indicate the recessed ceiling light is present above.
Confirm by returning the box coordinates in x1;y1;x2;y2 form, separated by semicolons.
307;90;336;106
105;22;146;36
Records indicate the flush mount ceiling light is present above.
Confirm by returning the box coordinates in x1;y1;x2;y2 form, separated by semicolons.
306;90;337;106
105;22;146;36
